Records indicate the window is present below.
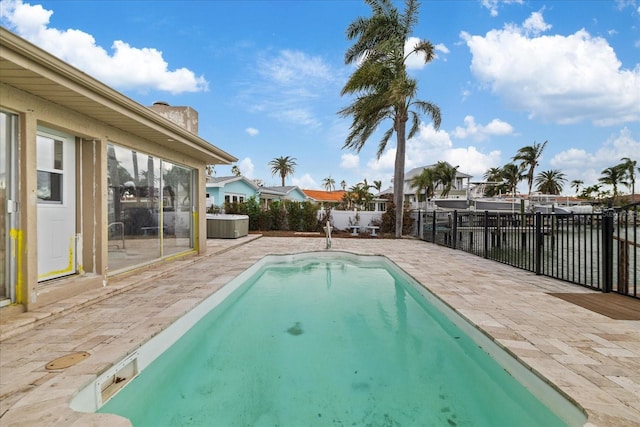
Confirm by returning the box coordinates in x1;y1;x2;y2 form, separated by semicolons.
36;136;64;203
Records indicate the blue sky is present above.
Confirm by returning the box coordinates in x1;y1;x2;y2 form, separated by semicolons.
2;0;639;194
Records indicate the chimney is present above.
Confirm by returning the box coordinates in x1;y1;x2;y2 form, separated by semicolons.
149;101;199;135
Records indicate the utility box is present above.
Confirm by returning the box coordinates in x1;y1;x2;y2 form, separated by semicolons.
206;214;249;239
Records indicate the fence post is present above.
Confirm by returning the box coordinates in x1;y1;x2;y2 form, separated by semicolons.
452;210;458;249
535;212;542;275
483;211;489;258
602;209;614;293
431;211;436;243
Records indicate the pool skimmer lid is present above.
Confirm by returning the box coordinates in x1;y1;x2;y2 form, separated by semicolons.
46;352;90;370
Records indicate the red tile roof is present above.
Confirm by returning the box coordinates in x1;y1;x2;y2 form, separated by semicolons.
302;189;346;202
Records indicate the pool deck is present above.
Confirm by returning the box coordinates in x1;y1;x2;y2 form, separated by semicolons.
1;235;639;426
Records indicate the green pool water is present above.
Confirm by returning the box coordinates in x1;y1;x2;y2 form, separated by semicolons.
99;255;577;426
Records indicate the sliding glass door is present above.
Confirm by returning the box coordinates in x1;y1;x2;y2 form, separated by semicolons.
107;143;194;273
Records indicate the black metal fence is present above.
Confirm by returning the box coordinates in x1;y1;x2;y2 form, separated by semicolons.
415;204;638;298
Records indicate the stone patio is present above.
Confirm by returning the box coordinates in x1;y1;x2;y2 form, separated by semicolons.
1;235;639;426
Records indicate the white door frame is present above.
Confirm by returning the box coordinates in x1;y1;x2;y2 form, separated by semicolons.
36;128;77;281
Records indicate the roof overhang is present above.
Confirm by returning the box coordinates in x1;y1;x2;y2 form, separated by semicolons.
0;27;237;166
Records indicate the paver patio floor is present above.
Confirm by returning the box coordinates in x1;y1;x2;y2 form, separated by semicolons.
1;236;639;426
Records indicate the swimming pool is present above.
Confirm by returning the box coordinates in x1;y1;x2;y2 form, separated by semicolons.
73;252;586;426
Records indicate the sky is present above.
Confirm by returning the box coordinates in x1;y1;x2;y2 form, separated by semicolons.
1;0;639;195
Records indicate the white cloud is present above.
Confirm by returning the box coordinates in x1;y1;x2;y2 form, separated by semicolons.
550;127;640;187
522;11;551;36
0;0;208;94
366;149;395;172
340;153;360;169
452;115;514;141
292;173;317;189
258;49;333;84
370;122;503;179
243;49;338;128
480;0;524;17
245;128;259;137
238;158;255;179
461;11;640;126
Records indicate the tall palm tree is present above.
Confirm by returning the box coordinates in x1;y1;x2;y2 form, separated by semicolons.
339;0;441;238
372;180;383;193
535;170;566;195
434;161;459;198
599;165;627;205
501;163;522;197
322;176;336;191
340;180;347;191
570;179;583;195
513;140;548;198
268;156;297;187
410;167;436;203
619;157;637;204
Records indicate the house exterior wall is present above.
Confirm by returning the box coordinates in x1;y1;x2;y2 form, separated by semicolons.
0;83;210;311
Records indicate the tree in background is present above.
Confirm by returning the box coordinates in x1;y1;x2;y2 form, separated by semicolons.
513;140;548;198
372;180;383;193
619;157;637;204
570;179;584;196
535;169;566;195
322;176;336;191
483;167;504;197
231;165;241;177
340;180;347;191
268;156;297;187
410;167;436;203
346;180;374;210
599;165;627;205
434;161;459;198
339;0;441;238
501;163;522;197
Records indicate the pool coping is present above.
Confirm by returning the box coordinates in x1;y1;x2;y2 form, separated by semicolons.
1;237;639;426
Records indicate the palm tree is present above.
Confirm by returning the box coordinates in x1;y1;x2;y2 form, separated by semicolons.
339;0;441;238
372;180;383;193
501;163;522;197
535;170;566;195
599;165;627;204
322;176;336;192
268;156;297;187
513;140;548;198
434;161;459;198
340;180;347;191
570;179;583;195
483;167;503;197
619;157;637;204
410;167;436;204
579;184;601;200
349;181;374;210
231;165;241;177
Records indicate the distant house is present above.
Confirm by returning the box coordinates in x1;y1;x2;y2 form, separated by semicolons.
302;189;346;209
206;176;260;210
206;179;309;210
403;163;473;206
0;28;236;313
261;186;308;203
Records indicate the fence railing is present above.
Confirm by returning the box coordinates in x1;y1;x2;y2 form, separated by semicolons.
414;205;638;298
